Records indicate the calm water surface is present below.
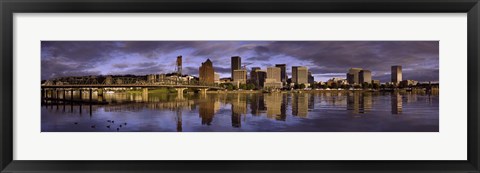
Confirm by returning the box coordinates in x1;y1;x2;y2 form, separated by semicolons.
41;91;439;132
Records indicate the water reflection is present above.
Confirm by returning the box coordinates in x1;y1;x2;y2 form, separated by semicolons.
391;93;403;114
42;91;439;132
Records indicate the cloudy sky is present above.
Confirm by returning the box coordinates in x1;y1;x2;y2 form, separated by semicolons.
41;41;439;82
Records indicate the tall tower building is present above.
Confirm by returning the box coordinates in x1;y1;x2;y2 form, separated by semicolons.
359;70;372;84
250;67;261;87
346;68;363;85
176;55;182;75
199;59;215;85
308;71;314;84
292;66;308;84
231;56;241;79
275;64;287;83
391;65;402;84
267;67;282;82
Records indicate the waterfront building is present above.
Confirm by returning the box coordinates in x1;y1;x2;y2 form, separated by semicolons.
308;71;314;84
275;64;287;83
250;67;266;89
264;67;283;89
147;74;157;83
231;56;241;79
199;59;215;85
372;80;380;85
399;80;418;87
292;66;309;85
233;69;247;85
359;70;372;84
346;68;363;85
256;70;267;89
214;73;220;84
391;65;402;85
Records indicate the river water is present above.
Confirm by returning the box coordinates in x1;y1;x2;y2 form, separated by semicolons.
41;91;439;132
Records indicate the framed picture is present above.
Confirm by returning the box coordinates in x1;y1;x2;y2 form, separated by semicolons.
1;0;479;172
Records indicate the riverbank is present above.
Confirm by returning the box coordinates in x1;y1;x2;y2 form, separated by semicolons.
206;88;438;94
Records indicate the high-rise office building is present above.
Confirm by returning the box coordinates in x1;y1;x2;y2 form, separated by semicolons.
233;69;247;84
292;66;308;84
199;59;214;85
308;71;314;84
391;65;402;84
267;67;281;82
250;67;261;82
250;67;261;88
275;64;287;83
346;68;363;85
231;56;241;79
265;67;283;89
359;70;372;84
257;70;267;89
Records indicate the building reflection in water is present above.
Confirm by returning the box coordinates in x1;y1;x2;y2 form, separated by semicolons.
347;91;373;114
264;93;286;121
230;94;247;128
199;94;217;126
391;92;403;114
176;109;182;132
292;93;309;118
250;94;266;116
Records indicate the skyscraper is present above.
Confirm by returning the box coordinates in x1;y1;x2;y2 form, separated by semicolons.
250;67;261;88
199;59;214;85
267;67;281;82
359;70;372;84
265;67;283;89
257;70;267;89
231;56;241;79
346;68;363;85
391;65;402;84
308;71;314;84
176;55;182;75
275;64;287;83
292;66;308;85
250;67;261;82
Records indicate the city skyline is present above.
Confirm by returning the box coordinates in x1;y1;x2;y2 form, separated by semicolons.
41;41;439;82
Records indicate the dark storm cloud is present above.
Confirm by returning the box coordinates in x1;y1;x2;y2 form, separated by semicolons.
213;66;231;74
135;62;158;67
183;67;199;76
246;56;271;61
41;58;101;79
41;41;439;82
119;64;168;75
112;63;129;69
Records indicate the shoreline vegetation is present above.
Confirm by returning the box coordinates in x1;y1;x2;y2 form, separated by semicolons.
121;87;439;95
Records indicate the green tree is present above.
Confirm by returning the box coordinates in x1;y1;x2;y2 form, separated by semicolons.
239;84;247;90
330;82;338;89
298;83;306;89
247;83;256;90
362;82;371;89
372;83;380;90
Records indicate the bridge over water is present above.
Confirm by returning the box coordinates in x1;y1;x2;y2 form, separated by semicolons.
41;84;224;107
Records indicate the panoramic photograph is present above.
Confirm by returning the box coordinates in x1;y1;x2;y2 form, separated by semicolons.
41;41;439;132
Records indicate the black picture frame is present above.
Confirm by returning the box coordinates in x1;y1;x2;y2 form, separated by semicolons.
1;0;479;172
